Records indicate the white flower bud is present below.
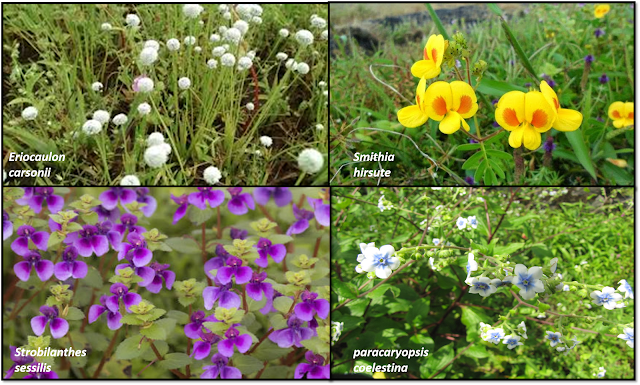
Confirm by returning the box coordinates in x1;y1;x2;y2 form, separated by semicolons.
125;14;140;27
21;106;38;120
178;77;191;89
315;124;324;130
224;28;242;45
137;103;151;115
233;20;249;35
101;23;112;31
295;30;314;46
184;36;196;46
297;148;324;174
276;52;288;61
120;175;140;186
139;47;158;66
144;40;160;51
144;145;168;168
320;30;328;40
91;82;104;91
194;46;202;53
237;56;253;70
92;110;110;124
183;4;204;19
246;102;255;111
82;119;102;135
147;132;165;147
223;11;231;20
210;33;221;42
260;136;272;147
221;53;236;67
285;59;296;69
212;46;226;57
207;59;218;69
251;16;262;24
134;77;154;93
203;166;222;184
160;142;172;155
112;113;128;126
311;16;327;29
318;81;327;88
166;38;181;51
279;28;289;38
295;62;310;74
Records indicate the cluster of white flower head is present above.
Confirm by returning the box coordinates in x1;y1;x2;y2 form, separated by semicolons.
125;14;140;28
295;29;314;46
540;188;569;198
203;166;222;184
331;321;344;346
167;38;181;51
139;41;159;66
259;136;272;147
456;215;478;230
224;27;242;45
297;149;324;174
377;194;394;212
236;4;263;21
21;106;38;120
120;175;141;186
294;62;310;75
183;4;204;19
178;77;191;90
354;242;400;279
220;53;236;67
310;14;327;29
237;56;253;71
91;82;104;92
144;132;171;168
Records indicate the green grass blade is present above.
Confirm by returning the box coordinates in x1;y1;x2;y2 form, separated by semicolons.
499;17;539;82
565;130;597;181
486;4;503;16
425;4;450;40
477;78;527;97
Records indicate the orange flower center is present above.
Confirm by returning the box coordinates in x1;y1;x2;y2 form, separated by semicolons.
432;96;448;116
530;110;548;128
553;98;559;111
503;108;520;127
628;112;634;119
431;49;438;63
612;110;621;119
458;95;472;114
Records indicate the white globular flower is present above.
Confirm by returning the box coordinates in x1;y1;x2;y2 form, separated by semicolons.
178;77;191;90
212;46;226;57
295;62;310;75
246;102;255;111
160;142;172;155
251;16;262;24
506;264;545;300
275;52;288;61
203;166;222;184
320;30;328;41
166;38;181;51
310;15;327;29
139;47;159;66
21;106;38;120
92;110;110;124
184;36;197;46
315;124;324;130
218;4;229;13
236;4;262;20
456;217;467;230
133;76;154;93
550;257;558;274
237;56;253;70
467;215;478;229
319;81;327;88
295;29;314;46
120;175;140;186
486;328;505;344
224;28;242;45
545;331;562;347
220;53;236;67
285;59;297;69
360;245;399;279
233;20;249;35
194;46;202;53
279;28;290;38
207;59;218;69
590;287;623;310
502;335;523;350
146;132;165;147
222;12;231;20
112;114;128;126
517;321;528;339
144;40;160;51
82;119;102;135
246;50;256;60
125;14;140;27
297;148;324;174
617;279;634;299
259;135;272;148
210;33;221;42
468;277;497;297
91;82;104;92
137;102;151;115
144;146;168;168
617;328;634;349
218;26;228;34
183;4;204;19
101;23;112;31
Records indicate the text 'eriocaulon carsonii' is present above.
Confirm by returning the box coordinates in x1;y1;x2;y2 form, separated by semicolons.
352;152;395;178
6;152;65;179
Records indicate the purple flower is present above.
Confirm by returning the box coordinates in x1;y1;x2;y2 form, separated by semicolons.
584;54;594;64
307;197;329;227
118;232;152;266
286;204;314;236
66;224;109;257
577;3;585;7
4;346;35;379
3;211;13;241
135;187;157;217
268;315;314;348
294;351;329;379
464;176;475;185
22;365;58;379
230;228;248;240
99;188;137;210
88;295;123;330
246;272;274;314
203;279;241;310
191;331;222;360
253;187;292;207
184;310;216;339
113;213;146;236
10;225;49;256
96;220;123;250
596;116;605;122
31;305;68;339
544;136;557;153
14;251;54;282
218;327;252;357
524;82;532;88
227;187;255;215
201;353;242;379
188;187;225;210
216;256;252;285
16;187;64;214
93;204;120;223
145;262;176;293
594;28;605;38
255;238;286;268
599;73;610;84
492;121;500;127
105;283;142;313
546;79;556;88
115;254;155;286
170;194;189;224
294;291;329;321
204;244;231;279
53;246;88;280
468;138;478;144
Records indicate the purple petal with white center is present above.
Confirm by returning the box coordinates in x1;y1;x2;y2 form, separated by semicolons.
75;238;94;257
294;302;314;321
217;339;236;357
14;261;32;281
10;237;30;256
54;262;72;281
31;316;48;336
28;195;45;214
88;305;106;323
132;248;152;266
99;190;119;210
106;311;123;330
220;366;242;379
50;318;69;339
219;291;241;309
35;260;54;281
234;334;252;353
91;235;109;256
192;341;212;360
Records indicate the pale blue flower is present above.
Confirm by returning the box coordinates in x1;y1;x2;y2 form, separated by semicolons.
502;335;523;349
469;277;497;297
549;257;558;273
546;331;562;347
617;328;634;349
618;279;634;299
486;328;505;344
433;238;441;246
361;245;399;279
467;216;478;229
505;264;544;300
595;367;606;378
466;253;478;281
456;217;467;230
590;287;623;310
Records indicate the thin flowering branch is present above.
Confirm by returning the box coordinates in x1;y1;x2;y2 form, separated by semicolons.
93;328;120;378
488;187;520;242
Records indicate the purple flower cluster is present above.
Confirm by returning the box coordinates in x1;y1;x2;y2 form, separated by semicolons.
89;283;142;330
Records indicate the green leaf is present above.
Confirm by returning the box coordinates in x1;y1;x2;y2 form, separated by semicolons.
114;335;146;360
486;3;503;16
456;143;481;152
565;130;597;180
332;280;359;299
83;266;103;289
483;164;497;185
424;4;450;40
158;353;192;370
251;340;292;361
65;307;85;321
140;323;167;340
268;314;288;330
420;343;454;378
232;354;264;375
488;158;505;180
202;321;230;334
493;242;525;255
187;206;213;225
601;162;632;185
485;149;513;161
47;232;65;249
165;310;190;325
270;234;293;244
474;159;488;183
301;336;330;354
462;151;485;170
500;17;539;81
164;237;201;254
273;296;293;313
464;343;489;359
366;284;400;299
477;78;527;97
537;300;551;313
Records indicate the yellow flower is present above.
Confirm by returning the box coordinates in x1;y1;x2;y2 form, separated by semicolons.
608;101;634;128
606;158;628;168
495;91;556;150
539;80;583;132
410;34;445;79
372;372;386;379
594;4;610;18
397;77;430;128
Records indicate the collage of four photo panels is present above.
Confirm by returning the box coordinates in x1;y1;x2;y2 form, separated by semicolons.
0;1;634;382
